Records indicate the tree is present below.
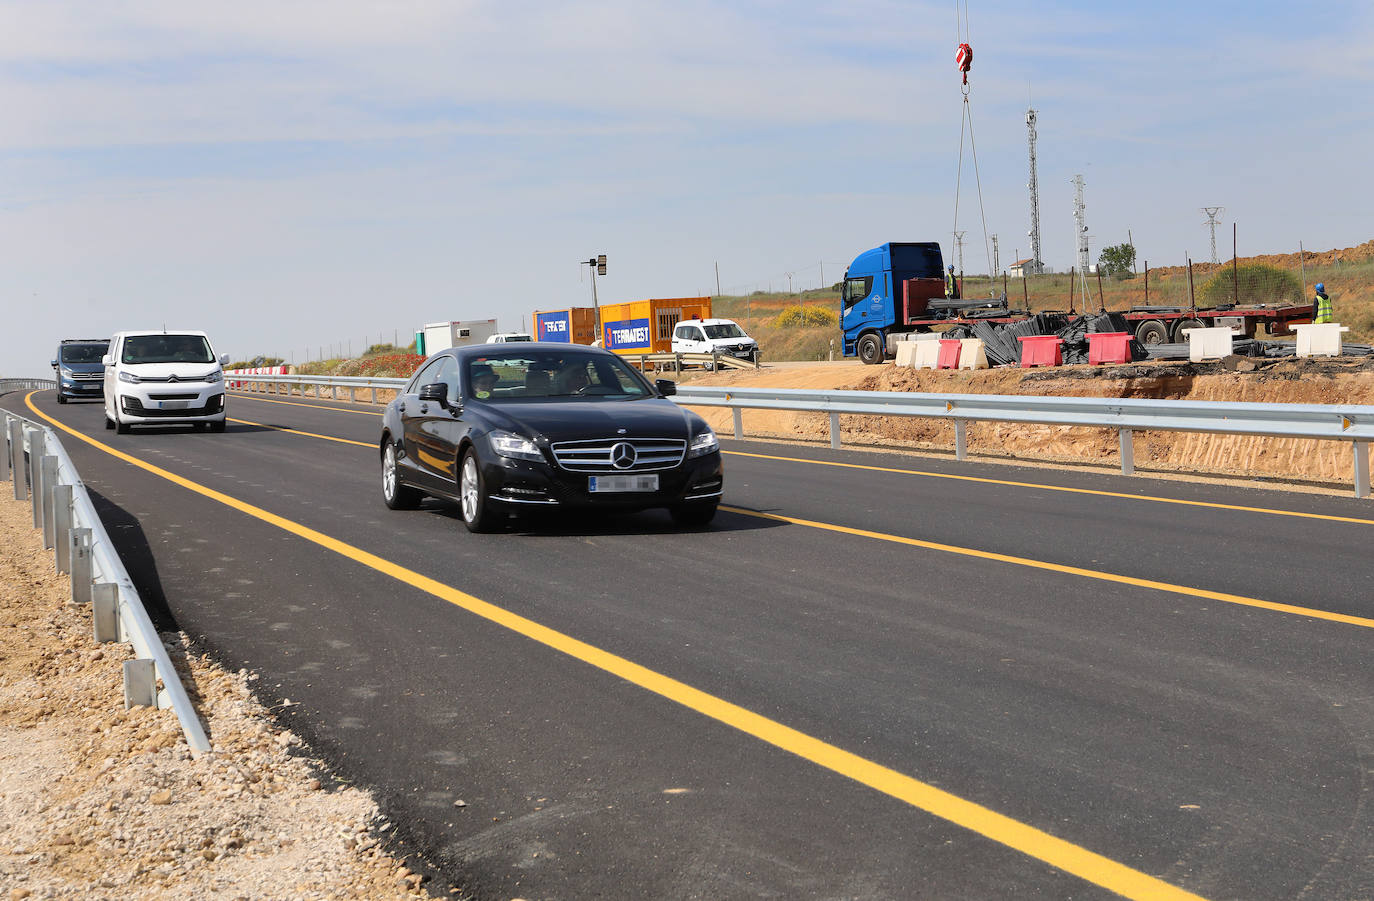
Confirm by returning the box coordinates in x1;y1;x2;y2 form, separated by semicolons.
1098;243;1136;278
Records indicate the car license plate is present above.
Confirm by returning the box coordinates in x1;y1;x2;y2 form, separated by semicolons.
159;401;189;410
589;474;658;493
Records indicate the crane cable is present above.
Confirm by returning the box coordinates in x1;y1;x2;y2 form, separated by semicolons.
951;0;995;296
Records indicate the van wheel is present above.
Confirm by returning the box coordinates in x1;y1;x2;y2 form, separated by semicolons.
210;420;226;433
115;413;130;435
56;394;67;405
104;414;114;430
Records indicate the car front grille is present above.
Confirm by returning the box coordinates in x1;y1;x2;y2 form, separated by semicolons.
551;438;686;472
69;372;103;381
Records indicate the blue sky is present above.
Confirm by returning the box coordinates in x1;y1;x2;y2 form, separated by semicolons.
3;0;1370;374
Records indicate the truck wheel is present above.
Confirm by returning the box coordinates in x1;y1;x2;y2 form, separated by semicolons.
1171;318;1202;341
857;333;885;365
1134;320;1168;346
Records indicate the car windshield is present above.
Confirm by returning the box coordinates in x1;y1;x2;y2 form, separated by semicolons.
60;343;108;363
465;351;653;400
122;335;214;365
703;323;746;339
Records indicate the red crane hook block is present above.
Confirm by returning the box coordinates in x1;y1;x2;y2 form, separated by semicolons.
956;42;973;85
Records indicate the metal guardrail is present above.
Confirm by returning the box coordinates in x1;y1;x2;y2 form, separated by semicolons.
1;406;211;752
672;386;1374;498
0;378;56;393
226;373;405;404
226;375;1374;496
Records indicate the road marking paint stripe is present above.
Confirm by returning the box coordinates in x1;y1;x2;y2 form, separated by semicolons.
719;505;1374;629
22;392;1207;901
226;392;383;416
723;449;1374;526
226;417;373;448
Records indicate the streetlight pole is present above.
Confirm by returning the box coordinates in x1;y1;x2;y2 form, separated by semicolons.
582;254;607;343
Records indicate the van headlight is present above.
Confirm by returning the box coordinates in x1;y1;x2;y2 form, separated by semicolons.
688;429;719;457
118;371;142;384
489;430;543;462
203;370;223;384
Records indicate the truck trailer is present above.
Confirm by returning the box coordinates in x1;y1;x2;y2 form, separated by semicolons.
841;241;1317;363
597;297;712;356
422;319;499;355
533;307;599;344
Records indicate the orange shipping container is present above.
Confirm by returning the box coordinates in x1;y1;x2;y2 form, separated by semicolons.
598;297;711;355
532;307;599;344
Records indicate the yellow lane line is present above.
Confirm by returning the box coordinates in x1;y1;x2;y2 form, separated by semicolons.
722;449;1374;527
226;417;374;448
226;391;383;416
21;392;1208;901
719;505;1374;629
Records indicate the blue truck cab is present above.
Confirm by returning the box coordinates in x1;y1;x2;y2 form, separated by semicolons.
841;242;947;364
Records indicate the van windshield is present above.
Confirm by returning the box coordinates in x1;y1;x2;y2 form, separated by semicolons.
122;335;214;365
703;323;747;340
60;343;108;364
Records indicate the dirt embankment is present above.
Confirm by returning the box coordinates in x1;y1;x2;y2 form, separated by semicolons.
677;358;1374;487
0;494;451;900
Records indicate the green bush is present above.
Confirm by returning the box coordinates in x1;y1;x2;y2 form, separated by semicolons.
1199;264;1303;307
773;305;838;328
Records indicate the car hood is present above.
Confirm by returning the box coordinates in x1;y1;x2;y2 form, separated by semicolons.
486;398;703;442
119;362;220;380
60;362;105;374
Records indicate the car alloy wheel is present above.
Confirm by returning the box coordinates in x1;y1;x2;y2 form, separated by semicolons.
382;443;421;510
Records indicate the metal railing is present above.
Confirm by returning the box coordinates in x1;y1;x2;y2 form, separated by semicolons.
2;407;211;752
226;372;405;404
672;386;1374;498
0;378;56;393
224;375;1374;496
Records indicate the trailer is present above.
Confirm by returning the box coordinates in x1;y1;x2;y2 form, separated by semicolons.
422;319;499;355
533;307;599;344
597;297;711;356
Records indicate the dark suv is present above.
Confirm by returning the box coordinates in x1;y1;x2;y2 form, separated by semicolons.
51;338;110;403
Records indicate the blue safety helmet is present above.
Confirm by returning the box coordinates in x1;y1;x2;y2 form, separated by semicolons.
1315;283;1325;292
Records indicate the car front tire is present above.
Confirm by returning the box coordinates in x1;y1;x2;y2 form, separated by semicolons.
459;448;499;533
381;442;422;510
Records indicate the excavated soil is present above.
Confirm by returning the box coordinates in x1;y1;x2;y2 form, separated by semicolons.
677;357;1374;488
0;494;455;900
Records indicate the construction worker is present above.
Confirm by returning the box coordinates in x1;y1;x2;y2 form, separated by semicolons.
1313;283;1333;324
944;265;959;300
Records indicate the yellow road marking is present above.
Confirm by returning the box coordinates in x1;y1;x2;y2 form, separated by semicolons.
227;391;383;416
22;391;1208;901
719;505;1374;629
226;417;374;448
723;449;1374;526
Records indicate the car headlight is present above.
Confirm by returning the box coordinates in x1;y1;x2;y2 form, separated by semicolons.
118;371;142;384
203;370;223;384
489;430;543;462
688;429;719;458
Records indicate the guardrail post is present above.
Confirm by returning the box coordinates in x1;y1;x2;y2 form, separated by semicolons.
92;583;122;643
1119;429;1136;476
29;428;45;527
332;384;338;400
53;484;73;572
1;413;10;482
40;455;58;549
123;659;157;708
69;528;93;603
348;386;355;403
954;420;967;461
1355;440;1370;499
8;418;23;499
370;386;377;404
829;412;841;449
732;407;743;439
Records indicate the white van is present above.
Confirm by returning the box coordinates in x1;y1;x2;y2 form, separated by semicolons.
485;332;533;344
671;318;759;368
102;330;229;433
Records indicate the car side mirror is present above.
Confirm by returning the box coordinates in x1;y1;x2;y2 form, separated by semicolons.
655;379;676;397
219;354;230;366
418;382;450;407
101;355;113;366
51;360;58;369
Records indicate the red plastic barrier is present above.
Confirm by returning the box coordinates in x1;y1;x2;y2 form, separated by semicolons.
936;339;962;369
1087;332;1131;365
1017;335;1063;368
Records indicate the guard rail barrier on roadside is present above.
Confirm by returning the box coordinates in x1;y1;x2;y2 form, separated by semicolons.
1;403;211;753
223;374;1374;497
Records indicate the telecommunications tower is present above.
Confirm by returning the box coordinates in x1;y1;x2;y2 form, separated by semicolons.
1026;108;1043;275
1201;207;1224;264
1072;174;1092;303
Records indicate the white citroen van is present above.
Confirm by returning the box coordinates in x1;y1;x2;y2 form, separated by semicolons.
103;330;229;433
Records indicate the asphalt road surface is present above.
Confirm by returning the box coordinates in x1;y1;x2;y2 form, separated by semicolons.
6;387;1373;901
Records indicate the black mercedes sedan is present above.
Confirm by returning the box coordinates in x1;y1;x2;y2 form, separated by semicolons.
379;343;723;532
